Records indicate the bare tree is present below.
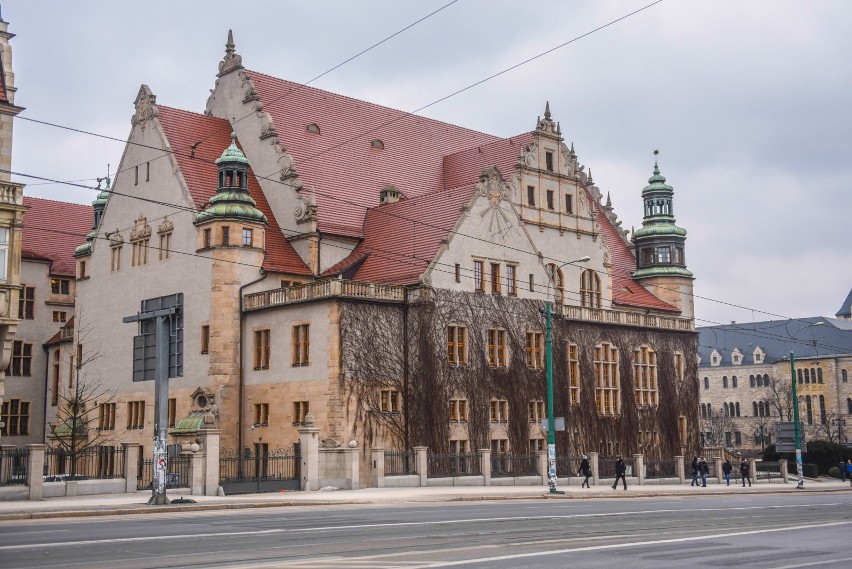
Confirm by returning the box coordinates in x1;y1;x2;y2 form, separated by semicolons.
701;410;737;448
811;413;848;445
752;415;773;453
767;375;794;421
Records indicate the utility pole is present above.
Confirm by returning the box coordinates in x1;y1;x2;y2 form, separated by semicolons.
790;351;804;489
545;300;558;494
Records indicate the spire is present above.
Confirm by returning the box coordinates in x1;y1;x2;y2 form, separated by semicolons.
544;101;551;120
606;192;612;208
218;29;243;76
226;29;235;56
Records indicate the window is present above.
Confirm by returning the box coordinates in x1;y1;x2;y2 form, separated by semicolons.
633;346;658;407
546;190;554;210
474;260;484;292
98;403;116;430
732;376;738;388
735;402;740;417
657;246;671;264
370;139;384;150
131;237;150;267
506;265;517;296
594;342;620;416
51;278;70;295
491;438;508;455
797;369;803;384
545;151;554;172
7;341;32;376
449;399;468;422
19;285;34;319
490;399;508;422
567;343;580;404
817;368;823;384
200;325;210;354
0;227;7;281
805;395;813;424
455;263;461;283
565;193;573;214
842;369;848;382
704;377;709;389
306;123;320;134
222;226;230;246
127;401;145;429
380;389;401;413
134;165;138;185
528;400;545;423
700;403;707;419
79;260;86;279
292;324;310;366
253;329;271;370
253;403;269;426
525;331;544;369
203;229;212;248
0;399;29;436
546;263;564;304
819;394;826;424
750;374;755;388
580;270;602;308
146;161;150;182
490;263;501;294
530;438;545;452
487;328;507;367
293;401;310;424
447;325;467;365
735;431;742;446
242;228;253;247
848;397;852;415
52;311;67;323
674;352;684;382
111;245;122;271
529;274;534;293
723;376;729;388
804;368;810;384
158;232;171;260
51;350;60;406
527;185;535;207
450;439;469;454
168;398;176;428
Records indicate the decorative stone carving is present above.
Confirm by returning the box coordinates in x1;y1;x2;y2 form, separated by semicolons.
477;166;511;207
157;217;174;235
204;78;220;117
319;438;342;449
218;29;243;76
240;70;259;103
522;141;538;168
129;214;152;242
108;230;124;247
294;187;318;223
131;85;158;129
252;103;277;140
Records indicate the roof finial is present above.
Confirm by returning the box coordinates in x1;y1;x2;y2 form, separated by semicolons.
219;29;243;75
653;148;660;174
226;29;235;54
606;192;612;207
587;168;593;184
544;100;551;120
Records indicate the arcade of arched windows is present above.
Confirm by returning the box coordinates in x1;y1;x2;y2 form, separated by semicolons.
797;367;824;384
749;374;770;387
799;394;828;424
752;400;771;417
580;269;602;308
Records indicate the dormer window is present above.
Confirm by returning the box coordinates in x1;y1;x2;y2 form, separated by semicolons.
710;350;721;367
732;349;742;365
306;123;320;134
370;139;384;150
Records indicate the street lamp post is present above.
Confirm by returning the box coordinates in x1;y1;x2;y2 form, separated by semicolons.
790;351;804;489
544;256;590;495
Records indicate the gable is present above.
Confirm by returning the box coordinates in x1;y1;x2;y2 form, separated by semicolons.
22;197;92;276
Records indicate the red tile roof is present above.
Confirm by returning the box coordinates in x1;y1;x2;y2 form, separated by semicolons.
45;316;74;346
22;197;92;277
587;190;679;313
442;133;533;191
157;106;311;276
325;185;478;285
247;71;499;237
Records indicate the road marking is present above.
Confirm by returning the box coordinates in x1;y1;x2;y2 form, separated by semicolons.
0;528;284;551
406;520;852;568
776;559;850;569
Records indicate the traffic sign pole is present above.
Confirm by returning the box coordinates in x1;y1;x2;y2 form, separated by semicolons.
790;352;804;489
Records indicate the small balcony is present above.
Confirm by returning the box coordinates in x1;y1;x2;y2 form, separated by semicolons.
243;280;406;311
560;304;694;331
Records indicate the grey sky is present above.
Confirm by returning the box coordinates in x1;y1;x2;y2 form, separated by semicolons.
5;0;851;325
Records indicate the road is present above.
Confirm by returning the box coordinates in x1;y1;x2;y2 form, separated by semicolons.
0;493;850;568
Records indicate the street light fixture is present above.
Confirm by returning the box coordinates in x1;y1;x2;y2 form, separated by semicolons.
544;255;590;494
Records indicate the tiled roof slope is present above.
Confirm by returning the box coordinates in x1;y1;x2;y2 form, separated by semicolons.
835;287;852;319
586;190;679;313
157;106;311;275
247;71;499;237
22;197;92;276
442;133;533;191
326;185;477;285
45;316;74;346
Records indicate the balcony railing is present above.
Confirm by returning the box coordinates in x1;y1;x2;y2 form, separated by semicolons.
244;279;406;311
0;181;24;206
561;304;694;331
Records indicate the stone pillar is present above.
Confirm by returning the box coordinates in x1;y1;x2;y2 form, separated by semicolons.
414;446;428;487
779;459;788;483
345;447;359;490
199;429;221;496
536;450;548;485
189;452;205;496
715;457;724;484
298;416;320;491
633;454;644;485
123;443;141;493
748;458;758;484
0;444;15;484
674;455;685;483
479;448;491;486
371;448;384;488
589;452;599;485
26;444;45;501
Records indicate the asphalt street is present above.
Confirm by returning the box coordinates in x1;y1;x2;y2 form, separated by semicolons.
0;492;849;568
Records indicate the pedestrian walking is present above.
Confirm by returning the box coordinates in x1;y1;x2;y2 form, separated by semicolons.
840;460;847;482
612;456;627;490
722;459;733;486
741;458;751;487
699;458;709;487
690;456;699;487
847;461;852;486
578;455;591;488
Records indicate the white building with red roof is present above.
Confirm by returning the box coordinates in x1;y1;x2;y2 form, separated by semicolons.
68;31;700;483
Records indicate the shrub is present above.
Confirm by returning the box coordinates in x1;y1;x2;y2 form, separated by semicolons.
828;466;841;479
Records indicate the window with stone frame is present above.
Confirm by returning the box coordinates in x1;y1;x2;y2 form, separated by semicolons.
473;260;485;292
447;325;467;365
565;192;573;214
0;399;29;436
7;341;32;377
253;329;271;370
450;439;469;454
131;238;149;266
51;278;71;295
291;323;310;366
530;438;545;452
528;400;545;423
0;227;8;281
158;232;171;260
490;263;501;294
506;264;517;296
525;331;544;369
51;349;60;406
546;189;554;210
489;399;508;422
19;285;34;319
594;342;620;416
449;399;468;422
545;151;554;172
580;269;602;308
293;401;310;424
200;325;210;354
222;226;230;246
567;343;580;404
110;244;122;272
98;402;116;430
253;403;269;426
127;400;145;429
545;264;564;304
203;228;212;248
168;398;176;428
527;185;535;207
674;352;684;382
242;228;253;247
487;328;507;367
633;346;658;407
380;389;401;413
52;311;67;323
491;438;509;455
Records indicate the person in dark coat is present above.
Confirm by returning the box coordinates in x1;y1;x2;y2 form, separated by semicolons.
578;455;591;489
612;456;627;490
722;459;733;486
846;462;852;486
699;458;709;487
840;460;847;482
690;456;699;487
740;458;751;487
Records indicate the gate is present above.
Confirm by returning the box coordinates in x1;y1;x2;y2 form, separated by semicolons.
219;444;300;494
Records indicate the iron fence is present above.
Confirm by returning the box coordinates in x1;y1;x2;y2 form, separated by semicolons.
427;452;480;477
555;456;582;478
644;458;677;479
384;450;417;476
137;455;191;490
43;447;125;481
219;446;300;484
491;454;539;477
0;447;28;486
756;461;781;480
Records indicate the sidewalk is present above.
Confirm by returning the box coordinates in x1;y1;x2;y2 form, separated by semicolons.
1;479;848;521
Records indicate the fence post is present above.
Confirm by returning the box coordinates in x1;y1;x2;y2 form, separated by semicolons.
414;446;428;487
589;452;599;485
346;446;360;490
633;454;644;485
779;459;788;483
674;455;685;484
199;429;221;496
479;448;491;486
371;448;384;488
536;450;548;485
0;444;14;484
123;443;141;493
748;458;757;484
298;415;320;491
26;444;45;501
714;457;723;484
189;451;205;496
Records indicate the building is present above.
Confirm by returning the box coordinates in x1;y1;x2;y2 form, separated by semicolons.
697;313;852;454
67;31;700;471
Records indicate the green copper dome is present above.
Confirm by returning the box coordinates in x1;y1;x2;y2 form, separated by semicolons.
642;163;673;194
215;132;250;165
195;133;267;225
76;177;112;258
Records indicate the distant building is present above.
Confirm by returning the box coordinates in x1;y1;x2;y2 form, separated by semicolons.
836;287;852;321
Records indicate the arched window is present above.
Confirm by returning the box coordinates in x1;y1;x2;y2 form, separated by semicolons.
700;403;707;419
763;374;770;387
546;264;565;304
580;269;602;308
805;395;813;424
594;342;620;416
704;377;709;389
843;369;848;383
797;369;803;384
753;401;758;416
848;398;852;414
633;346;658;407
817;368;823;384
306;123;320;134
819;395;826;424
804;369;810;384
732;376;738;388
722;376;728;389
370;139;384;150
735;402;740;417
749;375;755;387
